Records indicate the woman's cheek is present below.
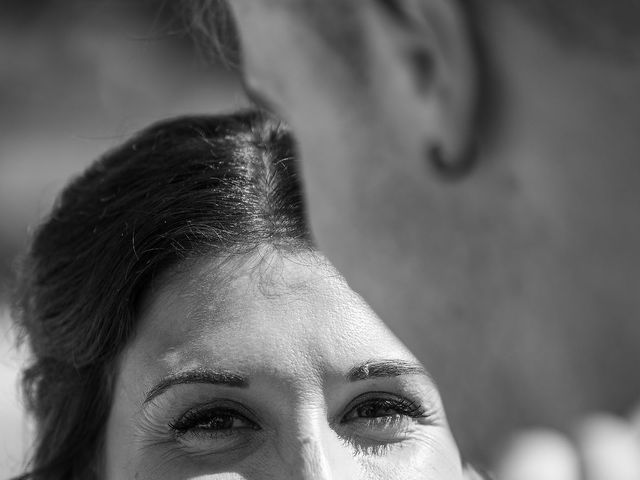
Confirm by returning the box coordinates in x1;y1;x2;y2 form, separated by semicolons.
358;427;463;480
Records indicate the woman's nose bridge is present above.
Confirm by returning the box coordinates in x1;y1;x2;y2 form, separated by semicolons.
279;421;361;479
298;434;335;479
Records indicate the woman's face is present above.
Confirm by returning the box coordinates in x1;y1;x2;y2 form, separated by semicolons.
105;249;462;479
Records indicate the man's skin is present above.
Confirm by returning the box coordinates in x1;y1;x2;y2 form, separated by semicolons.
197;0;640;471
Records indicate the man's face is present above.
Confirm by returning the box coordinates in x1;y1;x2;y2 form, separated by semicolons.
226;0;640;459
228;0;468;337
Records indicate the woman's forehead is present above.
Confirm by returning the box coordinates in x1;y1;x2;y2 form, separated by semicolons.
132;249;394;355
119;250;420;393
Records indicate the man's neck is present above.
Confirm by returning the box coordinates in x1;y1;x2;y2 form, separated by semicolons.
483;3;640;173
459;2;640;439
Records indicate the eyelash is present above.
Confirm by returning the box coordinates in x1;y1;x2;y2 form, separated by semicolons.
341;395;428;423
168;407;259;439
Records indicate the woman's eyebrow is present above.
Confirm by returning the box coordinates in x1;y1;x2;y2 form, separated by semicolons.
143;368;249;404
347;359;430;382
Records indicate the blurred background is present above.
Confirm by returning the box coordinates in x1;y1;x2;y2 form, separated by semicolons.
0;0;246;474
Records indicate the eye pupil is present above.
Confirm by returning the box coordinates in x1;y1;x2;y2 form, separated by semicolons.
358;405;375;417
203;415;234;430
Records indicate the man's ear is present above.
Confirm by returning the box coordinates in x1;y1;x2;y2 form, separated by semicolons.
364;0;479;175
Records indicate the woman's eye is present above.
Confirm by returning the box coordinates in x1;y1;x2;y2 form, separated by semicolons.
170;408;259;436
183;412;254;432
346;402;407;420
167;405;261;454
342;395;427;424
338;393;432;456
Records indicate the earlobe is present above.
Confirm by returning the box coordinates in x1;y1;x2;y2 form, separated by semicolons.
427;141;478;181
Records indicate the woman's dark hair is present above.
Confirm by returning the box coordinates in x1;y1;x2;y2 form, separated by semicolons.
12;111;310;479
